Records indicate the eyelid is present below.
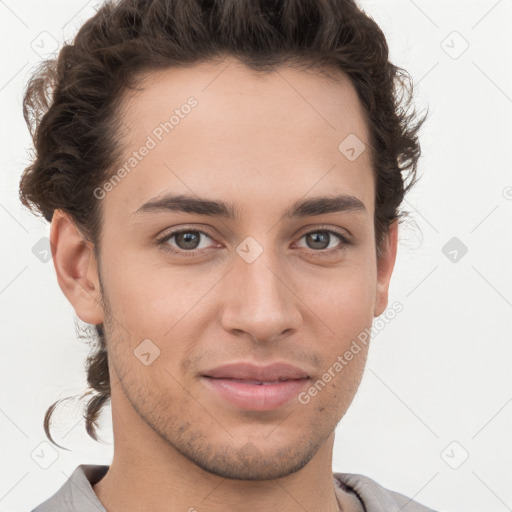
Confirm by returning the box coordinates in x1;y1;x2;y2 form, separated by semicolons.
155;223;217;238
295;223;351;240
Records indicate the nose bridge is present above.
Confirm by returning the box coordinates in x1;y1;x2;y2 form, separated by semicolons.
221;236;301;341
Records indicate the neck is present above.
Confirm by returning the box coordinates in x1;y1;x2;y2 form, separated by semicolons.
93;436;343;512
93;413;344;512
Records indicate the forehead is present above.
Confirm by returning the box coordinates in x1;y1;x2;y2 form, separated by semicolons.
105;57;374;217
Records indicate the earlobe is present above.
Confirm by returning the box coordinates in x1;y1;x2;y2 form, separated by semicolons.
373;220;399;317
50;210;104;325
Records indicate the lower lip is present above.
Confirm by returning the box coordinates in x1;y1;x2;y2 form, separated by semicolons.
202;377;310;411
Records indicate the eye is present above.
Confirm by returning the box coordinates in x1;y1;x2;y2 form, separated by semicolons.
156;226;352;258
157;229;216;255
295;228;351;254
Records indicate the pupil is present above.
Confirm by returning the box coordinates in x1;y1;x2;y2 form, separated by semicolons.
307;232;329;250
177;232;199;249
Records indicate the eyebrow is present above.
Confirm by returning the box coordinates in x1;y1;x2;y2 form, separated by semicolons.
133;193;367;219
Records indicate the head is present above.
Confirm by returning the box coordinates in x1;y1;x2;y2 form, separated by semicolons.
19;0;426;479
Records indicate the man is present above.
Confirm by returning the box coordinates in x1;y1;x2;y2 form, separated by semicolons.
20;0;434;510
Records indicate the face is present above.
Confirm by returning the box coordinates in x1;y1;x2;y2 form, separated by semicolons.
68;57;397;479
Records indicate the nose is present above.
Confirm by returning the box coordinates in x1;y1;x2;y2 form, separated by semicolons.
220;245;302;343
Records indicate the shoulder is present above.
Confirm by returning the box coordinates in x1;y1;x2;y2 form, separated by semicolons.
31;464;108;512
334;472;439;512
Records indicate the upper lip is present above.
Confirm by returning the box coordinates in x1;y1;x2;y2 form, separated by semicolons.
202;362;310;381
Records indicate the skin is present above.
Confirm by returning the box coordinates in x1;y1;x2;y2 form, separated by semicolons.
51;56;398;512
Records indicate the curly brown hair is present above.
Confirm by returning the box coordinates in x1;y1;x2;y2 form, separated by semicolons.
19;0;428;449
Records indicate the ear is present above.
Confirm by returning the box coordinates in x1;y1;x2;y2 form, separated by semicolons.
373;220;398;317
50;210;104;325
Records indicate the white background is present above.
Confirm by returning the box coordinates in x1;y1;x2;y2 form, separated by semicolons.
1;1;511;511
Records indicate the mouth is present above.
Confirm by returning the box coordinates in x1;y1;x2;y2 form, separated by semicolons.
201;362;311;411
214;378;300;385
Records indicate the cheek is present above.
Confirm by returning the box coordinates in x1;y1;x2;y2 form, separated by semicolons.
300;260;377;338
101;251;219;344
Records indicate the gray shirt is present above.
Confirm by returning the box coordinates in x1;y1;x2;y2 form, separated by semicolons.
31;464;438;511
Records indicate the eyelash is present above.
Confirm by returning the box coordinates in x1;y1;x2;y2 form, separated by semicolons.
156;225;353;258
